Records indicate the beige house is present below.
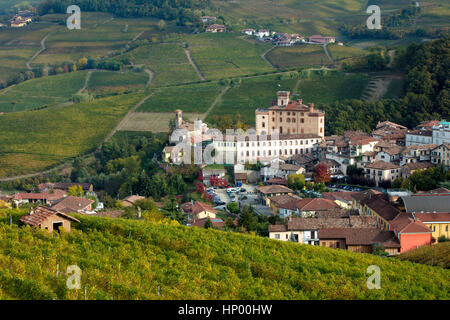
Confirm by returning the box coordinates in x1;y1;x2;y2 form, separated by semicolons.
19;206;80;232
256;184;294;206
364;160;401;186
431;143;450;168
181;200;217;221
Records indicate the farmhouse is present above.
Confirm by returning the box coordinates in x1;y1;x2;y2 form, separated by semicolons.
242;28;256;35
19;206;80;233
256;29;270;38
121;195;146;207
206;24;226;33
181;200;217;221
13;189;67;206
38;182;93;193
50;196;95;214
309;35;335;44
201;16;217;23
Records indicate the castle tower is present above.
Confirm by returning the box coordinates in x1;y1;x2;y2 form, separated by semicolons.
277;91;290;106
175;109;183;128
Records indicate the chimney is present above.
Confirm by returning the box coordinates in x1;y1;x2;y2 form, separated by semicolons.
298;99;303;104
308;103;314;113
277;91;290;106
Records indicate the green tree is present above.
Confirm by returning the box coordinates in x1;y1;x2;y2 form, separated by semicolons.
287;174;305;190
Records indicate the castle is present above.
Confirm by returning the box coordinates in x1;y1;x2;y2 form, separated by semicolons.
255;91;325;137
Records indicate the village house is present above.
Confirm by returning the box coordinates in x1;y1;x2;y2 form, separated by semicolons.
431;143;450;168
19;206;80;233
13;189;67;206
242;28;256;35
364;160;401;186
372;121;408;145
309;35;335;44
50;196;95;214
405;122;436;146
318;228;401;255
322;191;359;209
268;215;379;247
376;145;405;164
201;16;216;23
256;29;270;38
413;212;450;240
38;182;93;193
121;195;146;207
256;185;294;206
269;195;340;218
432;121;450;145
401;162;434;179
181;200;217;221
206;24;226;33
389;213;432;252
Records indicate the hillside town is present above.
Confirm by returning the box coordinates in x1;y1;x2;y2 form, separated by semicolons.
158;91;450;255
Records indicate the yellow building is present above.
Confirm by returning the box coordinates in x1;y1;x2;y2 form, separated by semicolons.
414;212;450;240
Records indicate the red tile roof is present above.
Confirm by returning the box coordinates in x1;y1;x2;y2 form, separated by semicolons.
181;201;216;215
19;206;80;226
50;196;94;213
414;212;450;223
318;228;400;247
364;160;400;170
390;213;431;234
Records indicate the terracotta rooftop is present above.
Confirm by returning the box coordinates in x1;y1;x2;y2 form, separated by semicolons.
414;212;450;223
318;228;400;247
257;185;293;195
181;201;217;215
364;160;401;170
50;196;94;213
361;196;401;221
390;213;431;234
19;206;80;226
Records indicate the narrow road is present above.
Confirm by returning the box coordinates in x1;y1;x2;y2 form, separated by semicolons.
261;46;276;69
184;47;206;81
0;92;156;181
323;44;333;63
77;71;93;94
26;34;49;70
201;86;230;121
144;68;154;87
99;92;155;148
292;78;302;95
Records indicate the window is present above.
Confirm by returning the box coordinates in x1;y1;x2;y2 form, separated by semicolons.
275;234;280;239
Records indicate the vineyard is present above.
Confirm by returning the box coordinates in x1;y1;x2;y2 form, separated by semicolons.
0;209;448;300
397;242;450;269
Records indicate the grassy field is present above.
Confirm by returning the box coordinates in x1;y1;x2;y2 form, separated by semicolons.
0;71;88;112
0;211;448;299
0;21;59;82
137;82;224;113
397;242;450;269
266;45;330;69
118;43;201;87
207;74;299;125
328;44;369;60
185;33;275;80
296;72;370;104
87;70;149;91
0;92;145;177
120;112;203;133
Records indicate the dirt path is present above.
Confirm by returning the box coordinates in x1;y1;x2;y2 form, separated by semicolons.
77;71;93;94
0;85;15;96
99;92;155;148
323;44;333;63
26;34;49;70
200;86;230;121
261;46;276;69
292;78;302;95
184;47;206;81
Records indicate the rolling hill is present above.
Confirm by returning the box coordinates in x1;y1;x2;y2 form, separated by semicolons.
0;209;448;300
